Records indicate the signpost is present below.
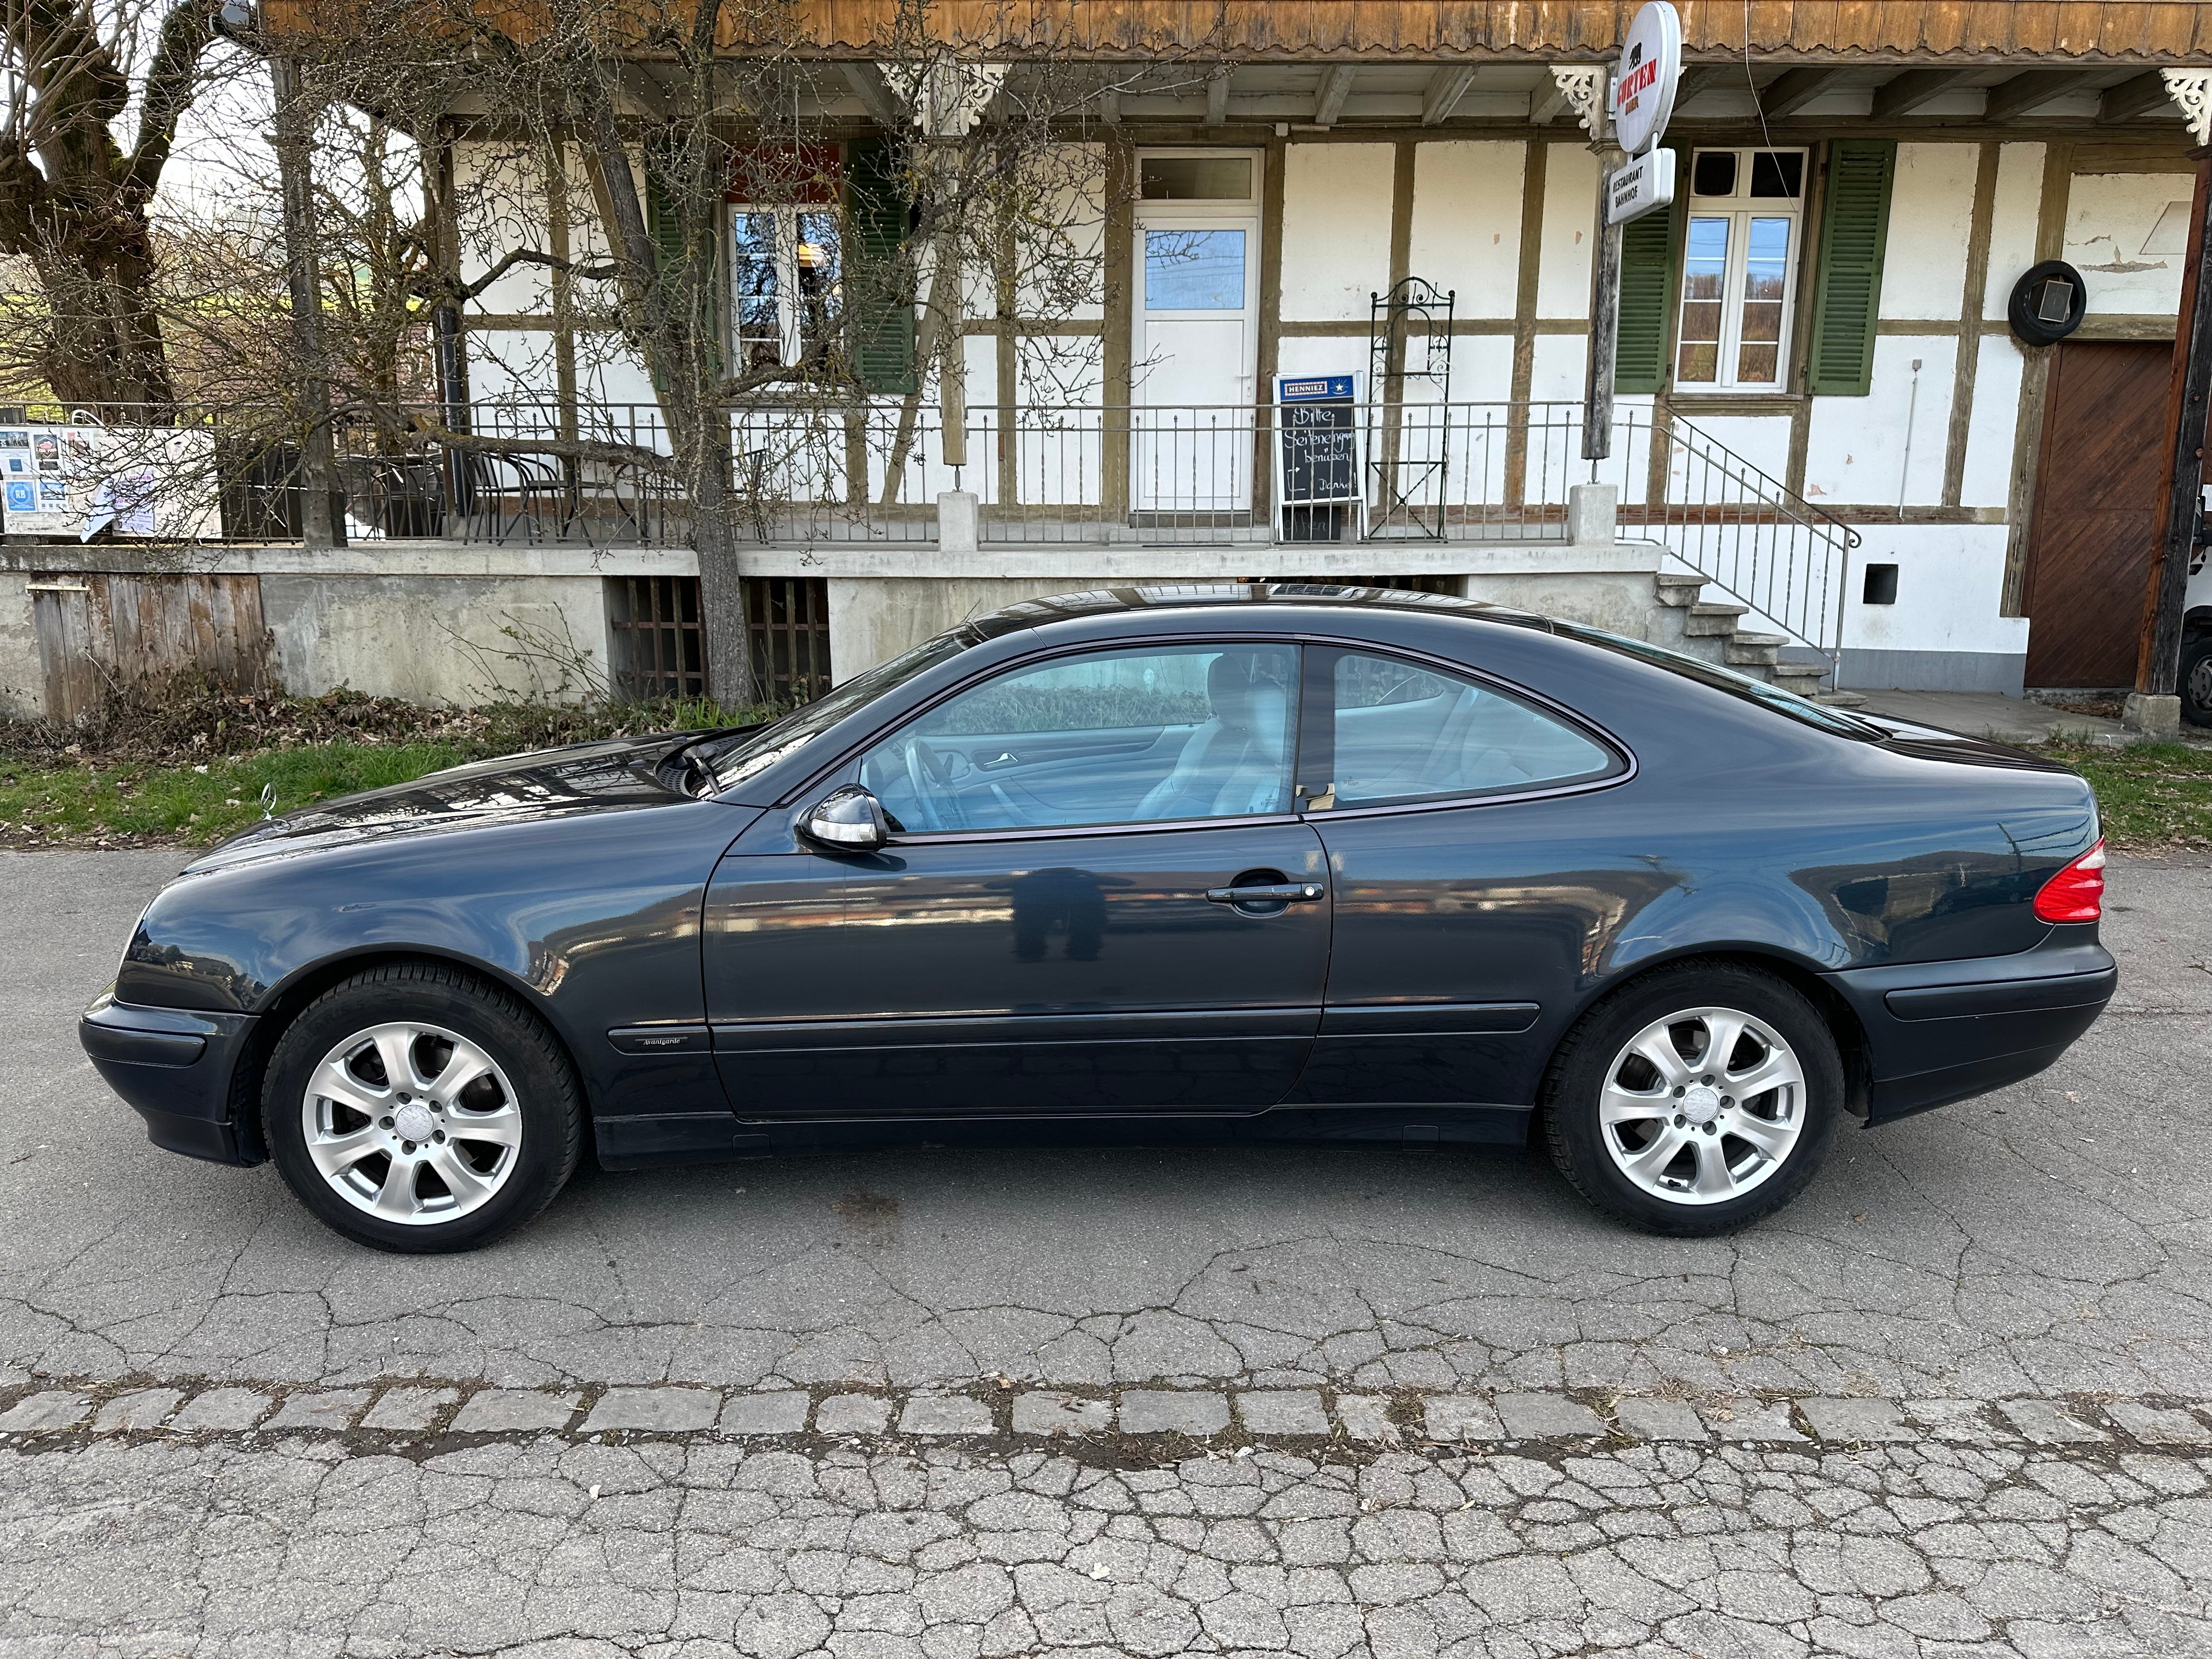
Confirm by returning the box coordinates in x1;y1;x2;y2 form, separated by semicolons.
1583;0;1682;462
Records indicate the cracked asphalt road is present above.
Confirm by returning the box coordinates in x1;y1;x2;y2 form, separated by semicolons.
4;848;2210;1656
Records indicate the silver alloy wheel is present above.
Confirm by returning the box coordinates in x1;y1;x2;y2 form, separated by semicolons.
301;1022;523;1226
1598;1005;1805;1206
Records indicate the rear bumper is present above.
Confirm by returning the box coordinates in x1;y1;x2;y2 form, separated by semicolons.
80;991;261;1165
1822;934;2115;1124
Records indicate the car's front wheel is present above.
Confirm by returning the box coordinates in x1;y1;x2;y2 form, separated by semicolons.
2181;635;2212;729
263;963;583;1253
1542;962;1842;1235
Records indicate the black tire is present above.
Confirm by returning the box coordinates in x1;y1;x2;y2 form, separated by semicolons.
262;962;583;1253
1541;961;1843;1237
2182;635;2212;730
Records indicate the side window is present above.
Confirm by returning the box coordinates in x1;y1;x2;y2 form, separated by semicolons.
857;644;1297;833
1322;652;1615;808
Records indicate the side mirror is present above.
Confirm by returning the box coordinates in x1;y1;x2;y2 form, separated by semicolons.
798;785;891;851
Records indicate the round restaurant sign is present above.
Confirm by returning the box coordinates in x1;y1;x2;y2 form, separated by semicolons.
1612;1;1683;156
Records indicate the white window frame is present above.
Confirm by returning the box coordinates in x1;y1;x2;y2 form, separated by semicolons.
726;204;840;371
1674;148;1807;394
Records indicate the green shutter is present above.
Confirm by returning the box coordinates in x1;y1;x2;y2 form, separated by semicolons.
843;137;916;397
1805;139;1897;396
1614;143;1684;396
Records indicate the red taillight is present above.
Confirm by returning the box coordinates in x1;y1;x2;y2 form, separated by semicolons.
2034;839;2106;923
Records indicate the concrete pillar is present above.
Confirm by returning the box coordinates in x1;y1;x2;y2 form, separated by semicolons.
1567;482;1618;549
938;489;980;556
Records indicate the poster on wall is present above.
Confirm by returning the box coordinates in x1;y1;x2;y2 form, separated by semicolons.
0;423;218;540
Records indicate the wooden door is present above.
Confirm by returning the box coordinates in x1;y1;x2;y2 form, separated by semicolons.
2022;341;2171;688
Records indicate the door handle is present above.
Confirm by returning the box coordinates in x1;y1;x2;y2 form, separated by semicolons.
1206;883;1325;905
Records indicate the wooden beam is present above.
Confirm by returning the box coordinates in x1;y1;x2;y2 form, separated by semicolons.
2101;71;2177;126
1528;73;1571;126
1983;69;2099;125
840;62;899;129
1098;83;1120;125
1870;65;1978;121
2136;154;2212;707
1672;62;1742;105
1314;64;1357;127
1756;66;1851;119
1420;65;1476;126
1205;67;1230;127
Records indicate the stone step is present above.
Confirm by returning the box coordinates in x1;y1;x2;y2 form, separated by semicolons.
1768;663;1834;691
1683;603;1751;636
1813;689;1869;707
1724;639;1782;667
1654;574;1706;607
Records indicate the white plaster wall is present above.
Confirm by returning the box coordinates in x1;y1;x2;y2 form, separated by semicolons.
1273;336;1369;384
1407;141;1525;317
1983;143;2047;319
1880;143;1980;320
1801;337;1956;509
1678;415;1792;487
828;577;1116;680
1840;524;2029;658
1279;144;1397;321
1528;332;1588;402
454;141;556;316
1017;144;1108;322
2064;171;2195;315
0;572;40;719
464;332;563;405
1959;334;2027;509
1534;144;1601;319
1442;333;1515;403
258;574;616;704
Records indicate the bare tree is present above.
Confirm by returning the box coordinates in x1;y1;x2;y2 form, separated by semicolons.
0;0;243;415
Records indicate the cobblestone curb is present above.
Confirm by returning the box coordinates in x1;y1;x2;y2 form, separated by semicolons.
1;1378;2204;1452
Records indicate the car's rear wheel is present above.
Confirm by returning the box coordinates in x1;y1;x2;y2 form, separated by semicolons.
263;963;582;1253
1542;962;1842;1235
2181;635;2212;729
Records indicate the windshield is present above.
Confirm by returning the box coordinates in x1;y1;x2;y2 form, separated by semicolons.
1553;622;1884;740
695;627;978;793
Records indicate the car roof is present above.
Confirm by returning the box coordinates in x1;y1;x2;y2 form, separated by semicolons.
963;583;1556;641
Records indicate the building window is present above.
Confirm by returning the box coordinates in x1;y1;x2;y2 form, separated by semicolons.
1675;149;1805;391
728;207;842;374
744;576;832;706
608;575;706;701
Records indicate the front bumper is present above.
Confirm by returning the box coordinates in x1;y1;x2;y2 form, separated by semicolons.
80;990;262;1165
1822;933;2116;1124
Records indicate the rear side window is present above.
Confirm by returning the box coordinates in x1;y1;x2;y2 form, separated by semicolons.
1553;622;1882;740
1313;651;1618;809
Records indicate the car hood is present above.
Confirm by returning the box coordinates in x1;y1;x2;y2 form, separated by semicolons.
180;733;707;877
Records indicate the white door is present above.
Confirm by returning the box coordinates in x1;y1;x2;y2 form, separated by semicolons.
1133;153;1261;514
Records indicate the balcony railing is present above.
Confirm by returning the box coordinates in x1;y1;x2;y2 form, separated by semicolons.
4;398;1853;651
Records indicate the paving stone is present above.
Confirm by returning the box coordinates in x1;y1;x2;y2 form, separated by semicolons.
1699;1398;1809;1443
1496;1393;1607;1440
92;1389;184;1432
168;1389;272;1432
0;1392;89;1432
899;1395;995;1435
1999;1398;2108;1444
449;1390;580;1433
1118;1390;1229;1435
1612;1397;1708;1441
1903;1399;2007;1444
1422;1396;1504;1442
360;1387;458;1432
1236;1390;1328;1436
718;1391;811;1435
1335;1394;1398;1441
1802;1397;1915;1443
2105;1402;2212;1446
1011;1392;1110;1436
266;1390;371;1432
815;1393;893;1435
581;1387;719;1434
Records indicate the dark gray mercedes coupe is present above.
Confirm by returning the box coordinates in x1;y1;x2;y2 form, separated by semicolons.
81;585;2115;1251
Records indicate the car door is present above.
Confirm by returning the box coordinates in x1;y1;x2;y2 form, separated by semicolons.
1284;645;1633;1113
703;640;1332;1118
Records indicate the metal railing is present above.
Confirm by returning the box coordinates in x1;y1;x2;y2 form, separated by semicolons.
1607;409;1859;654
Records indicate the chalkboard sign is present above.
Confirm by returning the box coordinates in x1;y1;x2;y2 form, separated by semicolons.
1276;374;1360;508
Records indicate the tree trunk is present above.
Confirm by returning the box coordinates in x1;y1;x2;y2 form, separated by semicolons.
31;233;177;419
685;428;757;709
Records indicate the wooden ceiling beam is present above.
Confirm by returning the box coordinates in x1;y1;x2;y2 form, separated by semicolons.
2099;70;2177;125
1672;62;1745;105
1869;65;1978;121
1314;64;1357;127
1204;66;1230;126
1754;65;1852;119
1420;64;1476;126
1983;69;2101;124
839;62;899;128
